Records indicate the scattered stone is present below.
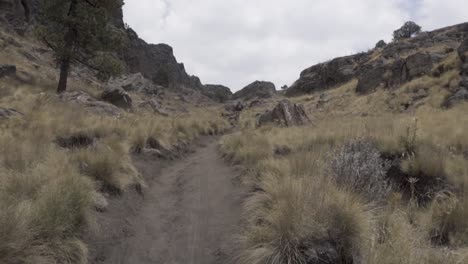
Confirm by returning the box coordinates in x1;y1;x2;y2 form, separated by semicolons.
224;101;245;112
56;134;96;149
256;99;311;127
274;145;292;156
443;88;468;108
92;192;109;212
0;107;22;119
101;87;133;109
59;91;123;116
0;64;16;78
233;81;276;100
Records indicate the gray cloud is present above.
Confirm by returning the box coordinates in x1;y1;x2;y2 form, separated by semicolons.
123;0;467;91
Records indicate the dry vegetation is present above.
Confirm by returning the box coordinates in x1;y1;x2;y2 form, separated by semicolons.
0;29;230;262
221;80;468;263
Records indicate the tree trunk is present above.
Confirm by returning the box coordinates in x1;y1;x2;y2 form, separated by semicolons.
56;0;78;94
57;56;71;93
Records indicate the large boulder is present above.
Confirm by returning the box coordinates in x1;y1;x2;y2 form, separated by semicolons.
256;99;311;127
0;64;16;78
405;52;433;79
100;87;132;109
233;81;276;100
201;84;232;103
356;63;387;94
107;73;162;95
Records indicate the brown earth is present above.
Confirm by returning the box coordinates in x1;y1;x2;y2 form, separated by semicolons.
88;138;244;264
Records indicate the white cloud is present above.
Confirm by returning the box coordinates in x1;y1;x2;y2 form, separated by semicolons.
122;0;466;91
416;0;468;30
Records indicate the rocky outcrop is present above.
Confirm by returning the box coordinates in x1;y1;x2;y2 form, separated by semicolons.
444;39;468;107
458;38;468;63
0;64;16;78
122;28;203;90
286;53;368;96
256;99;311;127
107;73;161;95
288;22;468;96
59;91;123;116
233;81;276;100
201;84;232;103
356;52;433;94
100;87;132;109
1;1;207;93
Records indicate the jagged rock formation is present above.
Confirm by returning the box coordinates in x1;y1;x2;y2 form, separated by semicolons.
100;87;133;109
1;0;217;95
287;22;468;97
201;84;232;103
122;28;203;90
286;53;368;96
256;99;311;127
233;81;276;100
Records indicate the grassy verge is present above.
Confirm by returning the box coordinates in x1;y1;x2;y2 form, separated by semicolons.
220;102;468;263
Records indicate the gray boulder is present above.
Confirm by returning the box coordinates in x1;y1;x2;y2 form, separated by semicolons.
0;64;16;78
101;87;132;109
256;99;311;127
443;88;468;108
224;101;245;112
59;91;123;116
233;81;276;100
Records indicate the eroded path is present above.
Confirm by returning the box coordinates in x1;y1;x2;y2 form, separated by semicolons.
89;138;243;264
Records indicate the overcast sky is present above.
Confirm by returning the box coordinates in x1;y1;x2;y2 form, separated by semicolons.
123;0;468;91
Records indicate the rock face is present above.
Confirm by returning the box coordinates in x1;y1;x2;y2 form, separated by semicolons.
107;73;161;95
256;99;311;127
122;28;203;90
201;84;232;103
286;53;368;96
458;38;468;63
356;52;433;94
233;81;276;100
0;64;16;78
100;87;133;109
1;1;207;93
287;22;468;96
444;39;468;107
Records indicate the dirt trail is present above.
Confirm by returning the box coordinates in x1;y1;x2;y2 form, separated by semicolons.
89;138;244;264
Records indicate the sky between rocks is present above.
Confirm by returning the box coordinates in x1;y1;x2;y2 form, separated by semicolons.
123;0;468;91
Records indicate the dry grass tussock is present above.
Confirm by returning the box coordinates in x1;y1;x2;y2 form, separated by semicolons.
0;79;230;262
220;101;468;263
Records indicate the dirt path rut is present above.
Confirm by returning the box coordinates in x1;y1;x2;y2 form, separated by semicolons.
89;138;243;264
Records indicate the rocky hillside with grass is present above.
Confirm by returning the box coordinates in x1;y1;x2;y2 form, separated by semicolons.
2;1;468;263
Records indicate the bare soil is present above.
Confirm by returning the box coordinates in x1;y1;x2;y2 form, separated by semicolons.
88;138;244;264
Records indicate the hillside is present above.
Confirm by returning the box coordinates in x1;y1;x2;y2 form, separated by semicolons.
1;1;468;264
